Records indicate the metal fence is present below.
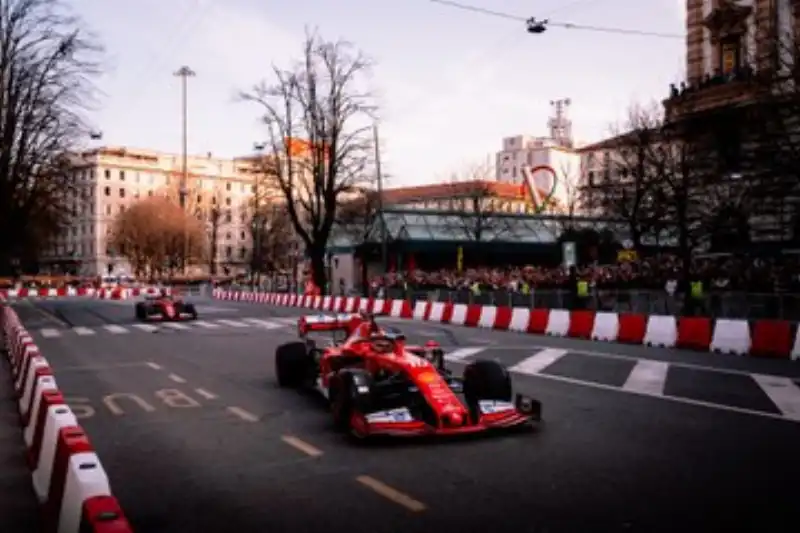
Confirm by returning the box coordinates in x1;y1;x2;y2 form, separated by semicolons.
377;288;800;321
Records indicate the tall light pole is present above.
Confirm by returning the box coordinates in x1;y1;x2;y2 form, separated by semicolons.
174;66;195;274
373;124;388;274
252;142;266;286
174;66;195;210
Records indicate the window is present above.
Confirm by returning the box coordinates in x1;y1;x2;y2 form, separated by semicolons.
226;182;231;191
104;186;110;196
197;194;203;204
225;197;231;206
239;247;246;259
240;231;245;240
148;190;153;197
225;246;232;258
119;188;125;198
119;205;125;213
720;37;740;74
105;205;112;216
104;169;110;179
225;232;232;241
225;211;232;223
119;170;125;181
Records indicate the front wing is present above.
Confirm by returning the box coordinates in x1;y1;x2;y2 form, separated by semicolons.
140;307;196;321
348;395;541;438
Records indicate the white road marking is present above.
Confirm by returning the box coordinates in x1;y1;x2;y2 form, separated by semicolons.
194;388;218;400
281;435;324;457
444;347;486;361
226;406;259;422
39;328;61;338
272;317;299;325
623;360;669;396
356;476;427;512
752;375;800;421
103;325;129;334
215;319;249;328
132;324;159;333
192;320;221;329
72;327;95;336
168;373;187;384
509;348;569;375
162;322;190;330
242;318;283;329
146;362;163;370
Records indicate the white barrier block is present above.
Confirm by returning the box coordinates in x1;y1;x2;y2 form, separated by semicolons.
508;308;530;332
390;300;404;318
477;306;497;328
33;405;78;501
373;299;385;314
358;298;369;312
58;452;112;533
344;298;357;312
313;296;323;309
792;326;800;360
545;309;570;336
711;319;750;355
412;301;427;320
322;296;332;310
450;304;467;326
24;375;59;444
591;312;619;341
428;302;445;322
644;315;677;348
19;356;50;415
13;343;37;378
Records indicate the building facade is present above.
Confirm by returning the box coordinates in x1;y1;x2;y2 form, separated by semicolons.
43;146;262;276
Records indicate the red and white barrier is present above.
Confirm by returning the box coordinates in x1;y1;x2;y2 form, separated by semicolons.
1;306;135;532
0;286;166;301
212;289;800;361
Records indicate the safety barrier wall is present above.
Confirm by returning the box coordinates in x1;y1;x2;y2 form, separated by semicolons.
213;290;800;361
0;306;135;532
0;287;169;301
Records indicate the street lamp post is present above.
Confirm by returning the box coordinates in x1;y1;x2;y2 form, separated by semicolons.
251;142;266;286
174;66;195;275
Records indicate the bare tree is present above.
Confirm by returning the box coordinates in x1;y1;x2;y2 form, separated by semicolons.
445;160;512;242
0;0;102;274
240;30;376;290
582;103;668;250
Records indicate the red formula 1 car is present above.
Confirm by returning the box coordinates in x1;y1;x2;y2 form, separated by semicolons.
275;312;541;439
134;292;198;321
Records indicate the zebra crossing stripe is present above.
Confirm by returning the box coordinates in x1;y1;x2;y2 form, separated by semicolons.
40;328;61;338
215;319;248;328
103;325;129;334
193;320;221;328
242;318;283;329
73;327;95;336
132;324;159;332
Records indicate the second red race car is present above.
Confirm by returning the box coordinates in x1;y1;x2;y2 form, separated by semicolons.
275;311;541;439
134;291;198;321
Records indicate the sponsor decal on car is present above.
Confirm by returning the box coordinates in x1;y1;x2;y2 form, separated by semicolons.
478;400;515;414
365;408;414;423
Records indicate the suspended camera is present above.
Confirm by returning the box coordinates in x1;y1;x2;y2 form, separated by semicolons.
526;17;548;34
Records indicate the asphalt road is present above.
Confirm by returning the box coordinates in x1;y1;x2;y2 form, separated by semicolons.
4;296;800;533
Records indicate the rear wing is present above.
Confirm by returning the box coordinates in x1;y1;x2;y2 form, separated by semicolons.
298;313;363;337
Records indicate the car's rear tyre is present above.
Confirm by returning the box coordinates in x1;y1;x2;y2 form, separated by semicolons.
135;303;145;320
463;359;513;404
275;342;309;388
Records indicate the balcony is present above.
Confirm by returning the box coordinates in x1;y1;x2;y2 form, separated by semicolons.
662;67;761;121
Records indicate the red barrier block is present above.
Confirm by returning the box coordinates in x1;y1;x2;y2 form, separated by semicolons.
440;302;454;323
27;389;65;469
493;306;512;330
464;305;483;327
617;313;647;344
421;301;433;321
44;427;94;531
676;317;713;351
374;299;391;315
527;309;550;334
349;297;360;312
398;300;413;319
80;495;134;533
750;320;793;359
20;365;54;425
568;310;595;339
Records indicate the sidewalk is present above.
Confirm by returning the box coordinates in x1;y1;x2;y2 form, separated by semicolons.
0;340;41;532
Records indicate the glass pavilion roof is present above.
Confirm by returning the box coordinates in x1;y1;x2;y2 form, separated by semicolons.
328;208;673;248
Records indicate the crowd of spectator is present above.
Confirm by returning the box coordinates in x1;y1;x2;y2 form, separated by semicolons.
369;255;800;294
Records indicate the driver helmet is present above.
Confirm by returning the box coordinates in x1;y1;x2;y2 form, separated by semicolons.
370;334;395;354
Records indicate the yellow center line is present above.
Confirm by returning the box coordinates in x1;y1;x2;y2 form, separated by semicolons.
355;475;427;512
281;435;324;457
